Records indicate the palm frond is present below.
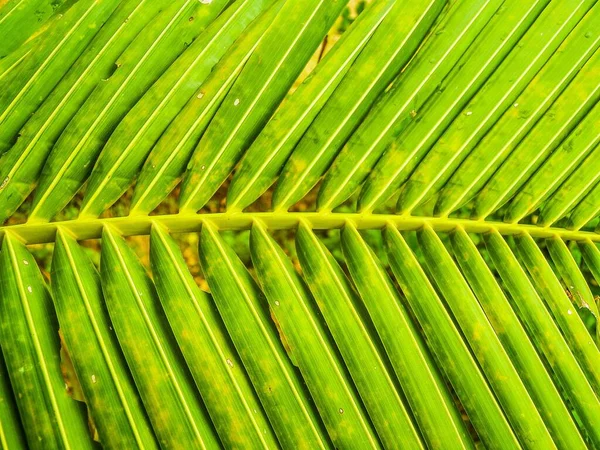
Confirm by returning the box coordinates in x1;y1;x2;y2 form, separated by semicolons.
1;0;600;448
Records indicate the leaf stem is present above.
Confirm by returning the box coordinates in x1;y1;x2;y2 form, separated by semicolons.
1;212;598;245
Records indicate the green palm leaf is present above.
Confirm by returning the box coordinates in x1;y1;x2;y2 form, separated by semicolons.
1;2;600;448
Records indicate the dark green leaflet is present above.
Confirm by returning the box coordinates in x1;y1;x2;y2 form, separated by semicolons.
317;0;505;212
0;0;123;152
100;227;221;449
227;0;398;212
417;226;555;449
200;222;332;449
79;0;277;219
357;0;550;212
129;0;284;216
473;47;600;220
384;226;520;449
512;234;600;396
272;0;446;212
450;228;587;449
179;0;347;214
0;0;170;224
29;0;229;223
538;143;600;226
296;223;425;449
504;100;600;223
485;231;600;446
546;236;599;343
436;5;600;217
250;221;381;449
51;229;160;449
149;225;279;449
341;223;474;450
0;232;95;450
0;0;72;57
395;0;597;215
0;351;26;449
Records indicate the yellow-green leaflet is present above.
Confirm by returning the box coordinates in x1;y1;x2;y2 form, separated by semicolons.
450;228;587;449
0;351;26;449
504;99;600;223
51;229;160;449
357;0;556;213
149;224;279;449
250;221;381;449
384;226;520;449
580;240;600;340
29;0;229;223
227;0;398;212
569;173;600;230
512;233;600;396
0;0;72;57
199;222;331;449
436;5;600;217
473;47;600;220
179;0;347;214
485;231;600;445
0;232;95;450
538;142;600;226
340;223;474;450
0;0;171;225
395;0;598;215
546;236;599;343
0;0;123;151
79;0;277;219
100;227;221;449
417;225;555;449
272;0;446;212
129;0;285;217
317;0;506;212
296;222;425;449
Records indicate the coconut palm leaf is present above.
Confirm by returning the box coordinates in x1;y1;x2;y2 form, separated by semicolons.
1;1;600;448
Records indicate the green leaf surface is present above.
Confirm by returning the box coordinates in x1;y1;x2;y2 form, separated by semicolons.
539;143;600;226
29;0;228;223
227;0;398;212
384;225;520;450
0;0;122;152
485;230;600;445
100;226;220;449
129;0;284;217
0;0;72;57
273;0;446;212
358;0;549;213
318;0;505;212
80;0;274;219
149;224;279;449
418;225;555;449
450;228;587;449
341;223;474;450
199;221;331;449
179;0;347;214
568;179;600;231
0;0;171;224
0;351;26;449
436;5;600;217
473;47;600;220
396;0;596;214
512;233;600;395
250;220;380;449
51;228;159;449
296;222;425;449
0;232;95;450
546;236;599;334
505;99;600;223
